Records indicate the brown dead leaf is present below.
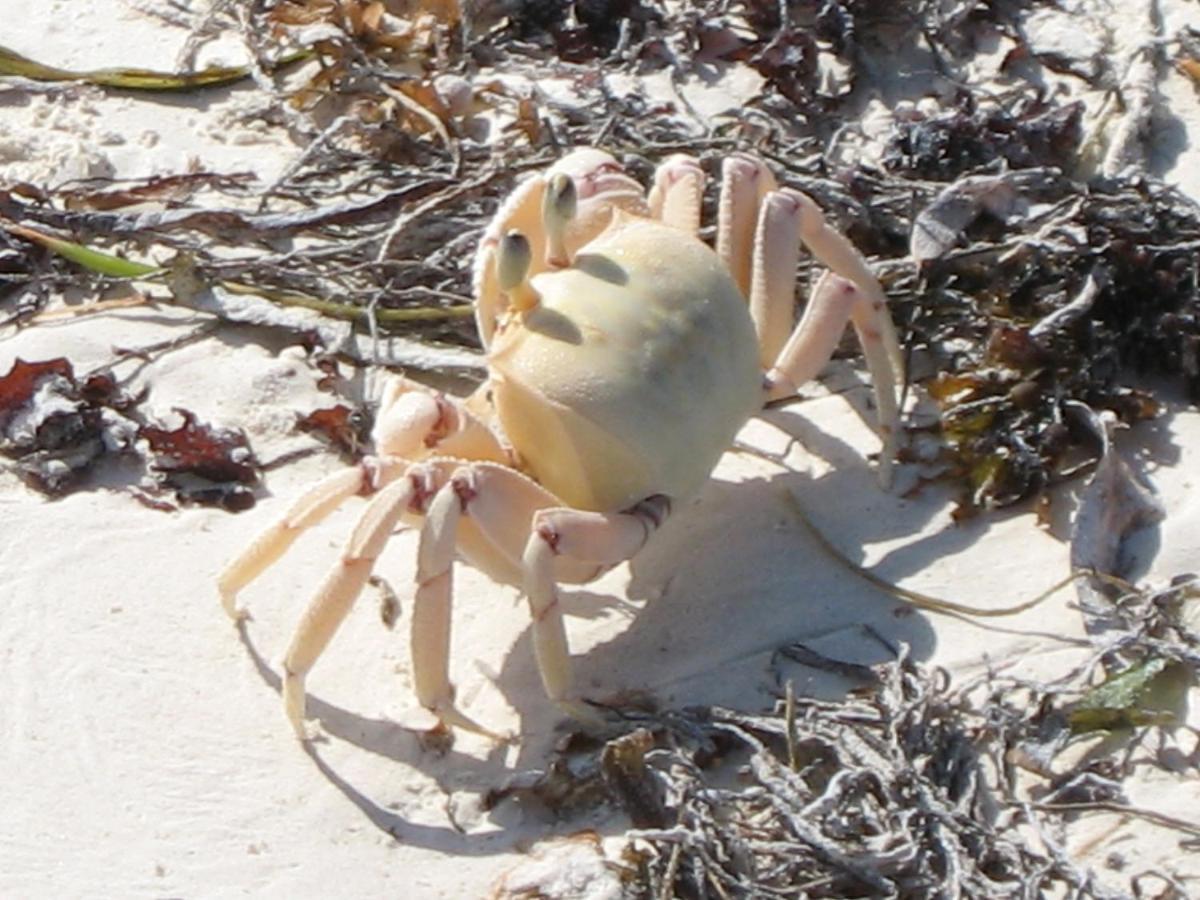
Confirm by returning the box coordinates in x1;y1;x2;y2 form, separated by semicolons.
508;96;543;145
1177;58;1200;87
140;410;259;510
388;79;455;134
270;0;339;27
140;410;257;484
0;357;74;429
359;1;385;33
297;403;368;458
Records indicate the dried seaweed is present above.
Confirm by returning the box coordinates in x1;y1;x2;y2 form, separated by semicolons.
140;410;259;511
0;357;260;509
493;603;1200;899
885;95;1084;181
0;357;139;493
0;42;311;91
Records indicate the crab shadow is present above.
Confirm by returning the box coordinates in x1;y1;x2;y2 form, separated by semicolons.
234;619;523;854
490;390;1053;770
260;386;1181;847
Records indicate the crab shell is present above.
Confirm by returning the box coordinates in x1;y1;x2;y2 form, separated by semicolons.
486;211;763;513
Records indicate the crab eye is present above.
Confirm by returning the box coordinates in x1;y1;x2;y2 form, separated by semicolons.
496;230;532;292
543;173;577;228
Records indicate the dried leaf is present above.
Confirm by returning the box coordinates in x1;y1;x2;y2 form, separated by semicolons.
1179;57;1200;87
1068;658;1178;733
140;410;259;510
1068;404;1165;645
297;404;369;458
0;357;74;430
910;172;1028;264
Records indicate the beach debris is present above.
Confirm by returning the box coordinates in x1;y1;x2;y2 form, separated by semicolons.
490;832;626;900
885;96;1083;181
1056;403;1198;740
0;356;261;509
2;222;162;278
1068;403;1165;646
909;169;1050;265
1059;574;1200;743
1067;656;1176;733
490;638;1200;899
0;357;139;493
911;173;1198;514
1013;5;1107;81
296;403;371;460
0;42;310;92
139;410;259;511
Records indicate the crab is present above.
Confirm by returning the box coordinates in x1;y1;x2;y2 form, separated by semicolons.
218;148;904;739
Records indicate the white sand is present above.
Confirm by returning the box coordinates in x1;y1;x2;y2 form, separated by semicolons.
2;3;1199;897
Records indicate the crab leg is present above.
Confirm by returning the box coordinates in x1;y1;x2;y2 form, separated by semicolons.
750;191;807;367
218;378;505;621
375;376;509;463
648;155;705;235
717;153;778;298
764;272;902;487
280;468;434;737
409;469;507;737
521;495;671;705
750;188;904;486
771;188;905;384
218;467;369;620
407;463;583;731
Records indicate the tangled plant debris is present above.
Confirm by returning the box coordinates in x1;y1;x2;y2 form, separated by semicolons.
491;595;1199;899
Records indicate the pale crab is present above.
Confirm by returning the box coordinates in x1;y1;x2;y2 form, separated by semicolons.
218;148;904;739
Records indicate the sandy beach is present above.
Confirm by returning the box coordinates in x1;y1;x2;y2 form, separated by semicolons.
3;2;1199;896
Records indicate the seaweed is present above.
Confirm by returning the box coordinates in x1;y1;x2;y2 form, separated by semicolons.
0;356;261;509
492;587;1200;898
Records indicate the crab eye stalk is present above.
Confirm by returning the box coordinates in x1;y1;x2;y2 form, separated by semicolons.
496;229;540;313
542;172;577;269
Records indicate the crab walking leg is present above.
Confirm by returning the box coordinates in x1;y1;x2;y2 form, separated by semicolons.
764;273;902;487
521;496;672;705
779;187;905;385
748;190;806;367
218;466;367;619
717;153;778;298
280;471;429;737
409;471;505;737
218;381;496;621
647;155;705;235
